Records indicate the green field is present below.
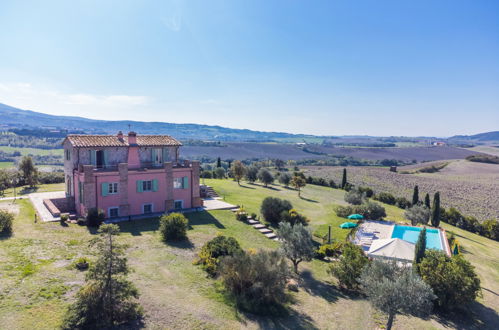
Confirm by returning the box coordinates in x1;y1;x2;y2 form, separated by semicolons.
0;162;14;169
1;183;65;198
0;146;63;157
0;180;497;329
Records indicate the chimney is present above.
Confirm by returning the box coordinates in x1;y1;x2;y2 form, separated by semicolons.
117;131;124;141
128;131;137;145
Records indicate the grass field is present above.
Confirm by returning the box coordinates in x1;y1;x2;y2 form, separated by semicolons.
0;146;63;157
0;162;14;169
0;181;497;329
0;183;65;198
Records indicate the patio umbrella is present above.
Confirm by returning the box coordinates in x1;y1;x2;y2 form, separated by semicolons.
340;222;358;229
347;214;364;220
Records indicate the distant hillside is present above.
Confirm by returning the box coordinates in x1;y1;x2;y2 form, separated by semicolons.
450;131;499;142
0;103;318;142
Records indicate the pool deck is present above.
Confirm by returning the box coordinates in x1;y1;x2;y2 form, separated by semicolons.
354;220;451;256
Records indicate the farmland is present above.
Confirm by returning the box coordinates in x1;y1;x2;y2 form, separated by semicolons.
301;159;499;221
183;143;482;162
1;181;498;329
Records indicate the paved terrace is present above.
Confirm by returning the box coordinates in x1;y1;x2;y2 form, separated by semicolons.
353;220;395;252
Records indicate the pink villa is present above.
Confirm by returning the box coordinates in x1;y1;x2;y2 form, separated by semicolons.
62;131;202;219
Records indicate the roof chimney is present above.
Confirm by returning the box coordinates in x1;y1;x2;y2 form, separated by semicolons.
117;131;124;141
128;131;137;144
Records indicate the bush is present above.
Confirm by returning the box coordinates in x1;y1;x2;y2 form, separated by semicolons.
419;250;481;311
280;209;309;226
315;242;343;259
75;257;89;270
201;170;213;178
38;171;65;184
235;208;248;221
334;201;386;220
60;213;69;222
395;197;411;209
86;208;105;227
329;243;369;290
196;235;243;276
219;249;290;314
335;205;354;218
214;167;226;179
260;197;292;226
344;188;366;205
159;213;189;241
0;209;14;234
357;186;374;198
250;212;257;220
373;192;396;205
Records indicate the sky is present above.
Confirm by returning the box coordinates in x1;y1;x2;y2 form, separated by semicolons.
0;0;498;137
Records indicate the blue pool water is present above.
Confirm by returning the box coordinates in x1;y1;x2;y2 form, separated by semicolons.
391;225;443;250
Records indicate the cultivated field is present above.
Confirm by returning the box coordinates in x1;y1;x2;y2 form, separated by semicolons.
182;143;482;162
302;160;499;221
1;182;497;329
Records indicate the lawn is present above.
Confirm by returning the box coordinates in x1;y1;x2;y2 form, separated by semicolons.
1;183;65;198
0;180;497;329
0;162;14;169
0;146;63;157
205;178;407;241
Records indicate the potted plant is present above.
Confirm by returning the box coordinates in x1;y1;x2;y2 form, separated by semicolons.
75;257;89;270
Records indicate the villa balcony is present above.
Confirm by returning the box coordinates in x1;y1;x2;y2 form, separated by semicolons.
77;160;193;173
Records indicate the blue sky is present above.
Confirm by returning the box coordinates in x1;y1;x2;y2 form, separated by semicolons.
0;0;498;136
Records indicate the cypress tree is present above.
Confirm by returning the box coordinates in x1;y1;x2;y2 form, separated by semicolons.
216;157;222;168
414;227;427;266
412;185;419;206
424;193;430;208
341;168;347;189
431;192;441;227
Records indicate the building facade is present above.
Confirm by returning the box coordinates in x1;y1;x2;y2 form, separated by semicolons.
63;131;201;219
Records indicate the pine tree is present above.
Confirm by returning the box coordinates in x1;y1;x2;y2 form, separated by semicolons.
424;193;430;208
431;192;441;227
414;228;426;266
62;224;142;329
412;185;419;206
341;168;347;189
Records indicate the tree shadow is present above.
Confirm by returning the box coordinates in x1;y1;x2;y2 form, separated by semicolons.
299;196;318;203
246;307;319;330
164;238;195;249
0;231;12;240
238;184;255;190
451;231;485;246
299;269;349;303
188;211;225;229
482;287;499;297
20;187;38;195
264;186;281;191
431;301;499;329
116;217;161;236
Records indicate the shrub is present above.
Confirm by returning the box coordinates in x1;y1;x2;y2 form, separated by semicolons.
335;205;354;218
328;243;368;290
419;250;481;311
395;197;411;209
235;208;248;221
38;171;65;184
196;235;243;276
75;257;89;270
214;167;226;179
374;192;396;205
86;208;105;227
344;188;367;205
405;205;431;226
329;179;337;188
219;249;289;314
0;209;14;234
60;213;69;222
250;212;257;220
315;242;343;259
280;209;309;226
260;197;292;226
159;213;189;241
335;202;385;220
201;170;213;178
357;186;374;198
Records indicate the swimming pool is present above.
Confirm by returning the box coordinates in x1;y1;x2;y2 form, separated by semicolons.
391;225;443;250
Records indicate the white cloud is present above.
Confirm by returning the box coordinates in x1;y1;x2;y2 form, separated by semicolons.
0;82;150;119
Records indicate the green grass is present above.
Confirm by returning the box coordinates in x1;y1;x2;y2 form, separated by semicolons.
1;183;65;198
0;162;14;169
206;179;407;242
0;181;498;329
0;146;63;157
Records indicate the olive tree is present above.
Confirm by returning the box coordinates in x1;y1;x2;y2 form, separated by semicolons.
359;260;435;330
276;222;315;274
257;168;274;187
405;204;431;226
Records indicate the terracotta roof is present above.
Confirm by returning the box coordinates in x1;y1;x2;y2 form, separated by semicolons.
64;134;182;148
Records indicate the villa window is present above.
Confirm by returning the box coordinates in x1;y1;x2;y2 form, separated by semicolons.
108;182;119;194
65;149;71;161
174;200;183;210
143;203;153;214
142;180;152;192
109;207;119;218
174;176;189;189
